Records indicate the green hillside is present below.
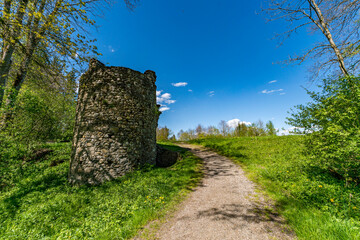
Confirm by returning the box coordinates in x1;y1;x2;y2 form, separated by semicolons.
0;142;202;239
190;136;360;240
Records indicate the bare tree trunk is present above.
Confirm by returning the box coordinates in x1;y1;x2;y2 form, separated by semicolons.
309;0;349;76
1;43;37;127
1;0;45;127
0;58;12;105
0;0;30;106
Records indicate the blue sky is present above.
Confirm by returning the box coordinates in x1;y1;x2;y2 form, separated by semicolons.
92;0;322;135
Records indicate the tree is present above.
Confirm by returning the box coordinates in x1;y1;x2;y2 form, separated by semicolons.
266;120;277;136
218;120;230;137
156;126;171;141
255;120;266;136
207;125;220;136
6;58;77;143
0;0;139;125
287;76;360;181
177;129;184;140
188;129;196;140
235;123;248;137
169;134;176;141
264;0;360;77
178;129;191;141
195;124;204;136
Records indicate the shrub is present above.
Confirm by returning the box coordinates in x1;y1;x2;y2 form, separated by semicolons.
287;76;360;181
5;85;76;144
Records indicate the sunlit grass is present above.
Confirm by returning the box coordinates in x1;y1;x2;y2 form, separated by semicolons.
190;136;360;240
0;142;202;239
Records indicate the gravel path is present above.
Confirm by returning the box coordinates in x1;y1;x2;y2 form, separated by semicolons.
152;144;295;240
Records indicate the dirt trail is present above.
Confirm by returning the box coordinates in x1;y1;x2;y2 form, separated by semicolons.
140;144;295;240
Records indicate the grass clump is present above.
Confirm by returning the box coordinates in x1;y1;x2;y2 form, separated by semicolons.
0;142;202;240
190;136;360;240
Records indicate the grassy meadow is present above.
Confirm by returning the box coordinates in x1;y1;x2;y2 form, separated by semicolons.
190;136;360;240
0;142;202;240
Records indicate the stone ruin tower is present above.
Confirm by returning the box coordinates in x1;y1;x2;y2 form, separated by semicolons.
69;59;159;185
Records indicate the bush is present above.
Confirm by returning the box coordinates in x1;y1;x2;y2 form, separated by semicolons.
5;85;76;144
287;76;360;181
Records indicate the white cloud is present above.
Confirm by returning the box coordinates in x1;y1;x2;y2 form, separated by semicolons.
279;92;286;95
165;99;176;104
108;45;115;52
261;89;284;94
268;80;277;84
208;90;215;97
156;93;171;103
159;106;170;112
188;89;193;92
161;93;171;99
156;91;176;112
172;82;188;87
278;127;304;135
108;45;115;53
226;119;252;128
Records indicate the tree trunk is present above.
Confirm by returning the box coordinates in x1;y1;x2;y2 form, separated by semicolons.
309;0;349;76
0;56;13;105
1;32;39;128
0;0;30;106
1;0;46;127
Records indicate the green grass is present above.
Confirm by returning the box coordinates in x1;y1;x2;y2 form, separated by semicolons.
0;142;202;240
190;136;360;240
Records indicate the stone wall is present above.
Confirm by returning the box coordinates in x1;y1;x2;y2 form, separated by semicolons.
68;59;158;185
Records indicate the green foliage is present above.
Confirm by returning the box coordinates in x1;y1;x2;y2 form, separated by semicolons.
266;120;277;136
190;136;360;240
0;133;30;189
287;76;360;181
2;62;77;144
178;119;275;140
156;126;172;141
234;123;248;137
0;142;202;239
5;84;76;144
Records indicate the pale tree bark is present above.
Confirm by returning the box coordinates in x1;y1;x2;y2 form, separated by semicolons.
1;0;51;125
0;0;141;129
0;0;140;108
0;0;30;106
308;0;348;76
264;0;360;78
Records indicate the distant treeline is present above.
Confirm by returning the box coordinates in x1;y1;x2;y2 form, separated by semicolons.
157;120;277;141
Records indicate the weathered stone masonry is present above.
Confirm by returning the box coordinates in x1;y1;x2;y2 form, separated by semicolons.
69;59;158;185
